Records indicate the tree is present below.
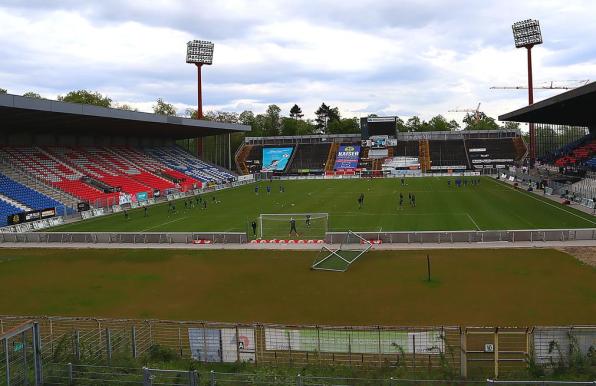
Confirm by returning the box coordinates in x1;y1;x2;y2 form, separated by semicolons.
58;90;112;107
501;121;520;130
289;104;304;120
281;117;298;136
327;118;360;134
23;92;42;99
396;117;408;132
0;88;6;94
427;115;458;131
463;112;500;130
263;104;281;136
203;111;239;123
315;103;340;133
114;103;138;111
406;116;423;132
239;110;255;126
152;98;177;116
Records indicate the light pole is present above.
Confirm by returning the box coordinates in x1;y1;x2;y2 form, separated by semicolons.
512;19;542;167
186;40;214;158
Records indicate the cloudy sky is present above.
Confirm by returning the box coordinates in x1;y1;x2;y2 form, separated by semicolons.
0;0;594;126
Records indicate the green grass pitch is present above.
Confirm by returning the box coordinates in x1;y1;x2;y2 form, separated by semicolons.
0;248;594;325
50;177;596;235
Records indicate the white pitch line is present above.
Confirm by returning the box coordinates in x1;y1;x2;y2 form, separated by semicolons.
489;178;596;226
466;213;481;231
142;216;189;231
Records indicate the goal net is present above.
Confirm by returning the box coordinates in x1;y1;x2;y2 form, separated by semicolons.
311;231;372;272
259;213;328;239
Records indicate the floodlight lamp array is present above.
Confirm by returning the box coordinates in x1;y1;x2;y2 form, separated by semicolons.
186;40;214;65
512;19;542;48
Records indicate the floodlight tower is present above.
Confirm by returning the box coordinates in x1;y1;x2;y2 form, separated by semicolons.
512;19;542;167
186;40;214;157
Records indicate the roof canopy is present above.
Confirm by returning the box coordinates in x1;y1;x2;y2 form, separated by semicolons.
499;81;596;127
0;94;249;139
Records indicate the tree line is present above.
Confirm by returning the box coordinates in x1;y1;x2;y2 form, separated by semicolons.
0;88;519;134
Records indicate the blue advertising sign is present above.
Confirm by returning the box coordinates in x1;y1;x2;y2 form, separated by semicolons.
136;192;148;201
262;147;293;171
334;145;361;170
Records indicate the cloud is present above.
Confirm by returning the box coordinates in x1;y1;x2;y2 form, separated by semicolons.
0;0;595;126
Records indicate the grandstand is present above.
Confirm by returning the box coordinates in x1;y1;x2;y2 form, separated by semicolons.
236;130;524;176
0;93;248;227
500;80;596;208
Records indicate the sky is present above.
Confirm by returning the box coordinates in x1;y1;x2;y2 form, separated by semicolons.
0;0;595;126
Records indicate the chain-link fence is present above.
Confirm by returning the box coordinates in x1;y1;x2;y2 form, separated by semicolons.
0;316;594;383
0;321;42;386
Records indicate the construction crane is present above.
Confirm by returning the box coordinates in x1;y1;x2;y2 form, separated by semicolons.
490;79;589;90
448;102;482;121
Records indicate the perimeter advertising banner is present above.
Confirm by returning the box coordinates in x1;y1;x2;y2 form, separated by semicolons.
262;147;293;171
7;207;57;225
334;145;361;170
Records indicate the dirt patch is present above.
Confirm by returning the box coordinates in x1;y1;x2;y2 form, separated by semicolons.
558;247;596;267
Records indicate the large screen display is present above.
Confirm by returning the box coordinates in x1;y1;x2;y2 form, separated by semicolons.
262;147;293;171
334;145;361;170
360;116;396;139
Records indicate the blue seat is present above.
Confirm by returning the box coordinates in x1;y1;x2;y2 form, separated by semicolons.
0;173;73;217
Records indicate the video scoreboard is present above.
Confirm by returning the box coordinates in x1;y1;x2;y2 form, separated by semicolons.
360;116;397;139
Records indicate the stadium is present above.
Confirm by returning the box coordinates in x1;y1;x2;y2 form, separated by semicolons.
0;11;595;386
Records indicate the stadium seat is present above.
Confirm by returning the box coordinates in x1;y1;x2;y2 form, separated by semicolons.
144;145;237;184
0;173;73;216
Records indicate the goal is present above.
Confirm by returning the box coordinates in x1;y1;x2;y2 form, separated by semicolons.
311;231;372;272
258;213;328;239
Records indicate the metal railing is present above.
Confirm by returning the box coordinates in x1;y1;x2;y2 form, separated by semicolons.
39;364;596;386
0;231;248;244
326;229;596;244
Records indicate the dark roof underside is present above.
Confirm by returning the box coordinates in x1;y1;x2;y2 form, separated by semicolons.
0;94;249;139
499;81;596;127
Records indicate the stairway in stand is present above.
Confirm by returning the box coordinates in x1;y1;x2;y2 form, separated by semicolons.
325;142;340;172
512;137;527;161
235;144;252;174
418;139;431;172
372;158;382;171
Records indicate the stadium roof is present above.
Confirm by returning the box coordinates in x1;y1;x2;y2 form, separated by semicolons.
0;93;250;139
499;81;596;127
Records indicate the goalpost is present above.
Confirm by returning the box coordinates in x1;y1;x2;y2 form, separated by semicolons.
311;230;372;272
258;213;328;239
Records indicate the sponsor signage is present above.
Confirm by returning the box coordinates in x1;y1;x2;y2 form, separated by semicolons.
119;193;132;205
77;202;90;212
334;145;361;170
136;191;148;201
7;207;57;225
262;147;293;171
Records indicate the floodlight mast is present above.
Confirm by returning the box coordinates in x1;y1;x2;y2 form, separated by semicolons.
186;40;214;157
512;19;542;167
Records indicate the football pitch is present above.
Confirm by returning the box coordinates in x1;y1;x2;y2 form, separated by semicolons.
0;248;594;325
51;177;596;235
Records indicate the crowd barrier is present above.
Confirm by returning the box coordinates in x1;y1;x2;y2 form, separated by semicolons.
1;228;595;245
1;316;594;380
327;229;596;244
0;232;248;244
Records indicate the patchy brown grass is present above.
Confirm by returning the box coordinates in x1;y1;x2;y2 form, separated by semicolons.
0;248;594;326
559;247;596;267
